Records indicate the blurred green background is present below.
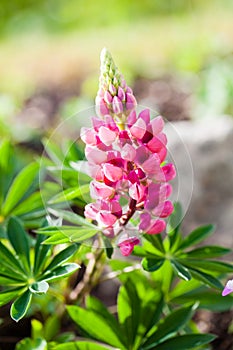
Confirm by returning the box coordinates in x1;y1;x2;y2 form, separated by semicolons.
0;0;233;142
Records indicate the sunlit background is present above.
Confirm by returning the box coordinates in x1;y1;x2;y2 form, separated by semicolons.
1;0;233;142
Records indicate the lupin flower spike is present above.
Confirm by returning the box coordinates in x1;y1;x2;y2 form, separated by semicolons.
96;48;137;122
81;48;176;257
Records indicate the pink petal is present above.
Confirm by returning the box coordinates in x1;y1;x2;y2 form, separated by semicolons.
112;96;123;114
84;203;99;220
118;86;125;101
90;181;115;200
96;97;109;116
80;127;97;145
127;110;137;127
109;200;122;218
139;109;150;124
146;219;166;234
141;154;161;176
222;287;233;296
150;116;164;135
126;93;137;111
129;183;145;202
85;146;107;164
122;144;136;161
130;118;146;139
98;126;117;146
96;211;117;227
135;145;149;164
104;91;113;104
152;200;174;218
103;163;123;182
162;163;176;181
147;133;167;153
118;237;140;256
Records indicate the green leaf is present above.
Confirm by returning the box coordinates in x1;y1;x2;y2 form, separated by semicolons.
0;139;12;171
34;235;51;275
86;296;123;342
177;225;215;251
189;268;223;289
42;233;70;245
43;245;78;272
67;305;126;349
7;217;30;269
10;289;32;322
44;315;60;341
142;257;165;272
152;334;216;350
41;263;80;282
0;241;27;275
29;281;49;294
171;260;192;281
2;162;39;216
48;184;90;204
172;289;233;312
54;341;110;350
186;245;231;259
167;202;182;235
142;304;196;349
0;287;25;307
36;226;99;243
143;234;165;254
16;337;47;350
48;208;96;228
178;258;233;273
11;192;43;216
0;264;26;282
117;279;140;348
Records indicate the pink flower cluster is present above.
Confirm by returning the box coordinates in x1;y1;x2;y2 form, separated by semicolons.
81;109;176;256
81;48;176;256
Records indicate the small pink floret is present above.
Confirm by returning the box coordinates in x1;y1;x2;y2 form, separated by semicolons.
118;236;140;256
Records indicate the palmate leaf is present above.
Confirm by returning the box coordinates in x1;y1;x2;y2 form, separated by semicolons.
2;162;39;216
152;334;216;350
0;241;26;275
189;268;223;290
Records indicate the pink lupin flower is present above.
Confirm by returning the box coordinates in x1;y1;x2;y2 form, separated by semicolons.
118;236;140;256
81;49;176;257
222;280;233;296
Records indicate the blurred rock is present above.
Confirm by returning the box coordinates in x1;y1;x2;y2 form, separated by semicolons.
167;116;233;247
133;75;192;121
